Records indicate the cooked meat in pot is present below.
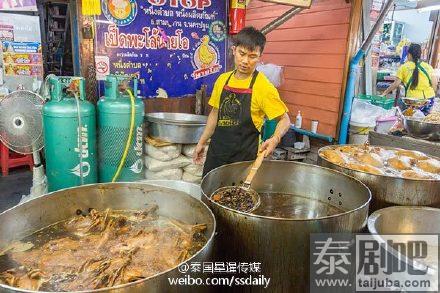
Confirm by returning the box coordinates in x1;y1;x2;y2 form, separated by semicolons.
0;207;207;291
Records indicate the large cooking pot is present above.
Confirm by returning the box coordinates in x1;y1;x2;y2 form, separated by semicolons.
368;206;440;234
318;145;440;212
368;206;439;291
0;183;215;293
145;113;207;144
201;161;371;292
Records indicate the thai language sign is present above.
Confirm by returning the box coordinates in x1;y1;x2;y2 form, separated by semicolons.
95;0;228;98
1;41;43;77
0;0;37;11
0;24;14;41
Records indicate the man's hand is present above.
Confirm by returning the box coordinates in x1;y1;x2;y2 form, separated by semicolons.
260;135;280;158
193;143;206;165
192;108;217;165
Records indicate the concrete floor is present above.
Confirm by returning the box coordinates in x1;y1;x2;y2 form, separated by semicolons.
0;168;32;213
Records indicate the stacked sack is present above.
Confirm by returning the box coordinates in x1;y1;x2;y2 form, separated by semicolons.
181;144;205;183
144;138;207;184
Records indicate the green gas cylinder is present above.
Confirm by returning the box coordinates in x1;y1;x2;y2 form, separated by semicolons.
43;76;98;192
97;75;144;182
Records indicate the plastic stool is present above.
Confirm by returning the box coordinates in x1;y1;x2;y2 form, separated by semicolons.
0;141;33;176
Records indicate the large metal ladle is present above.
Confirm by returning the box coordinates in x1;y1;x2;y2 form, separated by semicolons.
211;149;267;213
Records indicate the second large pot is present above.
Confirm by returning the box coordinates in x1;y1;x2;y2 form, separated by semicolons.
201;161;371;292
318;145;440;212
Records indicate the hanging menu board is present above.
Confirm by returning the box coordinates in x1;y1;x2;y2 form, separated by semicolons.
0;13;42;91
1;41;43;77
0;24;14;41
95;0;228;98
0;0;37;11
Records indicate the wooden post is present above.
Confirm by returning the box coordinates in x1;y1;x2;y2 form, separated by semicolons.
70;0;81;75
362;0;373;95
429;12;440;69
74;0;98;103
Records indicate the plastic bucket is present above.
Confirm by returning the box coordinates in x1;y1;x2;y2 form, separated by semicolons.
349;121;375;144
375;116;397;134
262;119;278;141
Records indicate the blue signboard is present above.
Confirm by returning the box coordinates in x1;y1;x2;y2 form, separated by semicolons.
95;0;228;98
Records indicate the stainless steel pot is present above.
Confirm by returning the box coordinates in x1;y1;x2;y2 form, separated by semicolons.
404;118;440;141
318;145;440;212
368;206;440;234
368;206;439;291
0;183;215;293
201;161;371;292
145;113;207;144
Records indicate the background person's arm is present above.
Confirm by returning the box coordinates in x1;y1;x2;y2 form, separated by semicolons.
382;78;402;96
193;108;218;164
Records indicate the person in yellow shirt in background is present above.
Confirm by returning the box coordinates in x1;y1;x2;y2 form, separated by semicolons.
193;27;291;176
382;43;438;114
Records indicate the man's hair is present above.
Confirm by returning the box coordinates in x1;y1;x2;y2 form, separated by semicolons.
233;27;266;54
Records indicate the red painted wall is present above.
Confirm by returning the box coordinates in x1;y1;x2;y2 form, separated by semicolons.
246;0;352;137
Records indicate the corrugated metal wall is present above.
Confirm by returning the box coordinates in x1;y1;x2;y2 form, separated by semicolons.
246;0;352;137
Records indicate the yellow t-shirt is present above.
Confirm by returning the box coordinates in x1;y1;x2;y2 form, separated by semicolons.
208;71;288;132
396;61;435;99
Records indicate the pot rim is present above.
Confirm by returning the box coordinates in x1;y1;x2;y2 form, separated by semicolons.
145;112;207;126
405;117;440;127
201;160;372;222
367;205;440;234
367;206;440;277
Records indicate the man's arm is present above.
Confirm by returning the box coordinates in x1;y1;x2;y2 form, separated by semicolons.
193;108;218;164
260;112;291;157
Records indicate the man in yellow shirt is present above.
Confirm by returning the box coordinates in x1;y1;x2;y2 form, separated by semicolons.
382;43;438;113
193;27;291;176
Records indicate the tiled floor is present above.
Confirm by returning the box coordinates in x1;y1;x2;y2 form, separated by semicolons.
0;168;32;213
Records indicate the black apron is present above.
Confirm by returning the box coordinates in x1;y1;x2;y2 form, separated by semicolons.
203;71;260;177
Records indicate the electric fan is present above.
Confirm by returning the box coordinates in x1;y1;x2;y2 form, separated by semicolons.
0;90;47;202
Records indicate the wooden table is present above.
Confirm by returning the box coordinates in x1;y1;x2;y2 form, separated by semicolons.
369;131;440;158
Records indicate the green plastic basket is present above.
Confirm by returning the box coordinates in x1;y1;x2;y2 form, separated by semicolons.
376;72;389;81
372;98;394;110
357;94;395;110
